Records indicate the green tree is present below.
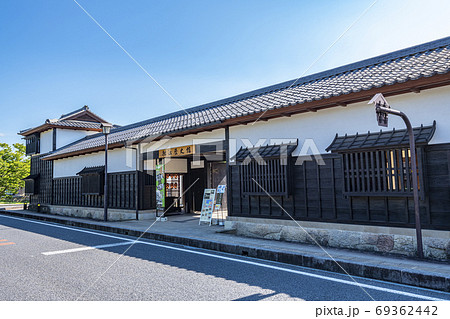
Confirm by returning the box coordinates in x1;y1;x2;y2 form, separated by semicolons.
0;143;30;200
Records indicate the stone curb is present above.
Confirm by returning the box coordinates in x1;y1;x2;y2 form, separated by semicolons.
1;210;449;293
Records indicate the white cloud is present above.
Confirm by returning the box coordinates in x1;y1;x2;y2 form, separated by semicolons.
0;133;5;137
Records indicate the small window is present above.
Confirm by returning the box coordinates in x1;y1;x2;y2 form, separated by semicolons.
341;148;421;196
25;133;40;155
23;174;40;195
326;123;435;197
77;166;104;195
234;143;297;196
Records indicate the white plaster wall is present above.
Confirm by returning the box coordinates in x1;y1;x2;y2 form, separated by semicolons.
229;86;450;158
56;129;98;149
40;129;53;154
143;159;156;171
53;147;136;178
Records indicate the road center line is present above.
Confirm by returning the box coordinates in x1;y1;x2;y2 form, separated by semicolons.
0;214;448;301
42;241;134;256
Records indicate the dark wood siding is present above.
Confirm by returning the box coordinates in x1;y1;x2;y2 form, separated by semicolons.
230;145;450;230
52;171;138;209
424;144;450;227
29;154;53;205
139;171;156;210
53;177;82;206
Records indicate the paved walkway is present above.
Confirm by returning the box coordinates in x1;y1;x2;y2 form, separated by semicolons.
1;209;449;292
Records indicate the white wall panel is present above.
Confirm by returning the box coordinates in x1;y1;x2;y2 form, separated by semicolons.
53;147;136;178
40;130;53;154
229;86;450;158
56;129;98;149
52;86;450;175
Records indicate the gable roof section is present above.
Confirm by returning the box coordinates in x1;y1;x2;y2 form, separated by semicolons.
326;121;436;152
19;106;111;136
59;105;107;123
44;36;450;160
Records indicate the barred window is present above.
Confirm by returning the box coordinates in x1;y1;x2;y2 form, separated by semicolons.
240;158;290;195
23;174;40;195
235;143;297;196
326;123;434;197
341;148;421;196
77;166;104;195
25;133;40;156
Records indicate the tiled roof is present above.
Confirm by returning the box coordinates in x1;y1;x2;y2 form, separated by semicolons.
326;121;436;152
77;166;105;175
23;174;40;180
19;105;112;136
45;36;450;159
59;105;91;120
234;143;298;161
18;119;103;136
47;119;103;129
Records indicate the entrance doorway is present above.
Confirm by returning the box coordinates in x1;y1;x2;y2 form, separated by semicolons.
188;160;207;212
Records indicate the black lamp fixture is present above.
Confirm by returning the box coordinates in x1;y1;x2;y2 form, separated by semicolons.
101;122;112;135
369;93;424;259
101;123;113;221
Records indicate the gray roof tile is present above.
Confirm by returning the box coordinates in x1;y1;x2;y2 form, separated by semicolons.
326;121;436;152
45;37;450;159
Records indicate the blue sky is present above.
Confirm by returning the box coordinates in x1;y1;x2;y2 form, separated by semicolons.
1;0;450;145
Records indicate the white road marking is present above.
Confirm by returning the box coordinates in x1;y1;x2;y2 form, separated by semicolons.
42;241;134;256
0;214;448;301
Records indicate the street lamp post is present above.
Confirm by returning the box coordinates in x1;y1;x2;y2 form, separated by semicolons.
101;123;113;222
369;93;424;259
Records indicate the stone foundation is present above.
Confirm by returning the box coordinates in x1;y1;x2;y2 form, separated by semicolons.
31;205;156;221
225;217;450;261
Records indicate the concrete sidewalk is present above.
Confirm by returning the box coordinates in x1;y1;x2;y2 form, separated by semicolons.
1;209;449;292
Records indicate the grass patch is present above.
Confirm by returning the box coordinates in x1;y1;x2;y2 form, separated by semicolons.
0;201;28;204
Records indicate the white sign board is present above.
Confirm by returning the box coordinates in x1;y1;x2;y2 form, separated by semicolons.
217;185;226;193
199;189;216;225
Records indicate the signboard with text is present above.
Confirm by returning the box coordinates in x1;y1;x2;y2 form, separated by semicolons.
156;163;165;210
199;189;216;225
159;145;194;158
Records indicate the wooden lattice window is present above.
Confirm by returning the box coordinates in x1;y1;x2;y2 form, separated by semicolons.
342;148;423;197
24;175;40;195
25;134;40;155
77;166;104;195
235;143;297;196
239;158;290;195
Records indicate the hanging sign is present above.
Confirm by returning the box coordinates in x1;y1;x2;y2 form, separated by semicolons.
217;185;226;194
155;163;165;209
199;189;216;225
159;145;194;158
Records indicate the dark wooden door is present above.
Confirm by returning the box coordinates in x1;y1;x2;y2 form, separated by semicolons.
188;166;207;212
211;162;227;211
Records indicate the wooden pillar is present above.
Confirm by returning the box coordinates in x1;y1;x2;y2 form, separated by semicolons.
225;126;232;216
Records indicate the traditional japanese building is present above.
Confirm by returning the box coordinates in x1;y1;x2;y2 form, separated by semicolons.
20;37;450;259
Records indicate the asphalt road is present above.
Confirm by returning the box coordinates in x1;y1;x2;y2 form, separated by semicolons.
0;214;449;301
